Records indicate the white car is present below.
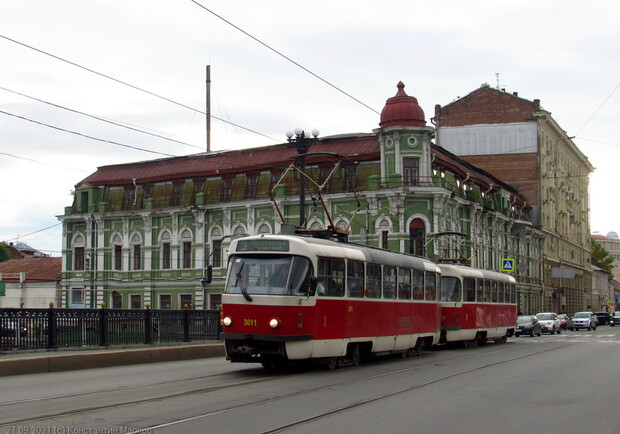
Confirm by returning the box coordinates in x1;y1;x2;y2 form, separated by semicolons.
568;312;597;331
535;312;561;334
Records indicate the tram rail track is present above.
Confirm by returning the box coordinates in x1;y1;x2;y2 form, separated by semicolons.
0;342;573;431
145;343;572;432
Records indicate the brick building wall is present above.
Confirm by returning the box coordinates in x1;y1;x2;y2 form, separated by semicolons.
459;153;540;208
434;86;539;126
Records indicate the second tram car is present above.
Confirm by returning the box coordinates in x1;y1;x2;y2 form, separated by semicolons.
439;263;517;347
221;234;442;368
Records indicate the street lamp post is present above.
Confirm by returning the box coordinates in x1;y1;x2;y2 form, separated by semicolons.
286;128;319;228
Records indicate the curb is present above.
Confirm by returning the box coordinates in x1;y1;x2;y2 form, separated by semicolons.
0;343;225;377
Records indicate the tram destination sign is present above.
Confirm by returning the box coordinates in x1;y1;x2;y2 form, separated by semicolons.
236;239;290;252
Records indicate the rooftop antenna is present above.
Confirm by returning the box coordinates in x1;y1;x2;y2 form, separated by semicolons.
495;73;500;90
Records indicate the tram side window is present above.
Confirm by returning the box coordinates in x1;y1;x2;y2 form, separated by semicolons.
510;284;516;303
441;276;461;302
317;257;345;297
347;260;365;298
491;280;498;303
425;271;438;301
366;263;381;298
483;280;491;303
476;279;484;302
497;282;505;303
412;270;424;300
464;277;476;302
383;266;397;299
398;268;411;299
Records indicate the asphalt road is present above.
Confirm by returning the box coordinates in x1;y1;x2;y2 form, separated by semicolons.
1;327;619;434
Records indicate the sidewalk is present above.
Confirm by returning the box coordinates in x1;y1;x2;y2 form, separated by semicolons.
0;342;225;377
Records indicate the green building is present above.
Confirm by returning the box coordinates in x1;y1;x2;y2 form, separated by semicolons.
59;82;544;312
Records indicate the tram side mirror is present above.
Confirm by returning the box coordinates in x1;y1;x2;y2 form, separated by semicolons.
308;277;318;296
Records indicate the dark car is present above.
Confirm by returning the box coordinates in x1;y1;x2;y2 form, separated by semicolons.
594;312;611;326
515;315;542;337
610;312;620;327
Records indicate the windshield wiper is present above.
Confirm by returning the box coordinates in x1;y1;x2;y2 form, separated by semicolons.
235;261;253;302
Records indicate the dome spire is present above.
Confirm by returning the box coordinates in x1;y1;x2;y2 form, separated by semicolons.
379;81;426;128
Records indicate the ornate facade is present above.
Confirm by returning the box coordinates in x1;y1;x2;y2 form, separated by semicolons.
59;82;544;312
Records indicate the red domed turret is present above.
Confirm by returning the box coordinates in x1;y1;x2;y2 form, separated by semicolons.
379;81;426;128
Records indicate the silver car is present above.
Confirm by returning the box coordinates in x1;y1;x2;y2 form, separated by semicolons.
536;312;561;334
569;312;597;331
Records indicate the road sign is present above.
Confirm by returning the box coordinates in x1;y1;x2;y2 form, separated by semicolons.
501;258;515;272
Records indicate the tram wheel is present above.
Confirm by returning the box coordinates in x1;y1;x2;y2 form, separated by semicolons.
413;340;425;356
350;344;361;366
326;357;339;370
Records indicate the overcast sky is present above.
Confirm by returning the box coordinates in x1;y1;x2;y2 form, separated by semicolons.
1;0;619;256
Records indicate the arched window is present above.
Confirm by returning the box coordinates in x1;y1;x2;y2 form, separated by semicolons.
309;220;323;230
161;230;172;269
257;223;271;234
72;233;86;271
210;227;223;268
409;218;426;256
180;229;193;269
233;225;246;238
112;234;123;271
377;218;391;249
131;233;142;270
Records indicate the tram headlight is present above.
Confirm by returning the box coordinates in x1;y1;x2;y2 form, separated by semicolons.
269;318;281;329
222;316;233;327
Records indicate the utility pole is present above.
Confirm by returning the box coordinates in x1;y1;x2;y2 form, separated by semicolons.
206;65;211;152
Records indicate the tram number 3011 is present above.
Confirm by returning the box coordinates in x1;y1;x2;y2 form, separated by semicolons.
243;319;258;327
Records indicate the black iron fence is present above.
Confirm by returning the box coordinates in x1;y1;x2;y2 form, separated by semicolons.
0;307;222;351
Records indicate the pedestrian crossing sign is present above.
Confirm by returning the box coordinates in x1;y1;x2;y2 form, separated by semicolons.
501;258;515;272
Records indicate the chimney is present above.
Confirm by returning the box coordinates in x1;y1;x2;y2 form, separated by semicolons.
533;99;541;110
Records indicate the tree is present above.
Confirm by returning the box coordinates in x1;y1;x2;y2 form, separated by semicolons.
591;239;614;274
0;242;11;262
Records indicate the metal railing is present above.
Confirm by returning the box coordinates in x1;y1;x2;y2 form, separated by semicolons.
0;307;221;351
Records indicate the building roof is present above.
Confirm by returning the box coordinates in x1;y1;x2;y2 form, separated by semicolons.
76;134;380;188
591;234;608;240
5;241;48;259
0;257;62;283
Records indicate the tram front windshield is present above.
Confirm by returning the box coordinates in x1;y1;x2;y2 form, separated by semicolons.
225;255;312;296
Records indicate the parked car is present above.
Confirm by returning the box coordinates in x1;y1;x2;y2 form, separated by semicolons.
569;312;598;330
594;312;611;326
610;312;620;327
557;314;570;330
536;312;561;334
515;315;542;337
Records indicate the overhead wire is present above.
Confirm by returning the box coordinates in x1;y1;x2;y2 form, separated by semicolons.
575;82;620;136
0;85;202;150
189;1;380;116
0;150;89;173
0;109;177;157
0;33;278;142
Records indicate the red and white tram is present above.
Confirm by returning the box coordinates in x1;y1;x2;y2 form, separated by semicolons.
439;263;517;347
221;234;442;368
